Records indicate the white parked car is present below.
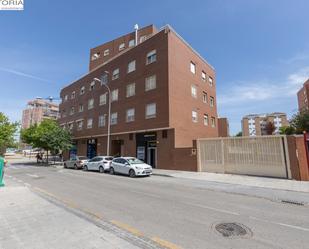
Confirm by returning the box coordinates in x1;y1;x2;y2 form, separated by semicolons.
110;157;152;177
83;156;113;173
64;156;89;169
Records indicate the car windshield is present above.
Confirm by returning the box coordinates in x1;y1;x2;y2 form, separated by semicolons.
105;157;113;161
127;158;144;164
78;156;88;160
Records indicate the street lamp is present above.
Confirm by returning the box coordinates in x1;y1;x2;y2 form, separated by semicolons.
94;73;111;156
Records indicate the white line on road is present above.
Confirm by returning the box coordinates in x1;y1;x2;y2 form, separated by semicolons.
26;174;40;178
184;202;240;216
249;216;309;232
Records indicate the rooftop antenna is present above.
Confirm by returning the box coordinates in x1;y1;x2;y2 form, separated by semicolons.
134;24;139;46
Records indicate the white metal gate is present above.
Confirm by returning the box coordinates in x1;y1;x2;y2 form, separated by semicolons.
197;136;291;179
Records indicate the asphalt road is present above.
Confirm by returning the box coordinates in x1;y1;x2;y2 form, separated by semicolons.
4;161;309;249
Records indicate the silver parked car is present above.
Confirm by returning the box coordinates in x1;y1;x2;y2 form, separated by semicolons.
83;156;113;173
64;156;89;169
110;157;152;177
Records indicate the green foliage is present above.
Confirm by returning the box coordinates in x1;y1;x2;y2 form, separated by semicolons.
279;126;296;135
290;110;309;134
21;119;73;160
0;112;18;155
235;131;242;137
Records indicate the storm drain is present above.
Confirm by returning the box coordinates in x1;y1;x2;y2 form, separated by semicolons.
215;223;252;238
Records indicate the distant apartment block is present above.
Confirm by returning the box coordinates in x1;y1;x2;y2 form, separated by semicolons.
218;117;229;137
297;79;309;111
21;98;59;129
242;113;289;136
58;24;218;170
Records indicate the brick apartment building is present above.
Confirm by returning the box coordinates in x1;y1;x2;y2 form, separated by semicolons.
297;79;309;111
217;117;229;137
22;98;59;129
58;24;218;171
242;113;289;136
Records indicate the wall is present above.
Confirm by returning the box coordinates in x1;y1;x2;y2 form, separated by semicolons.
168;28;218;148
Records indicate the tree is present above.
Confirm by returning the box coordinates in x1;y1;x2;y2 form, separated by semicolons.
279;126;295;135
290;110;309;134
235;131;242;137
265;121;276;135
0;112;18;156
21;119;73;163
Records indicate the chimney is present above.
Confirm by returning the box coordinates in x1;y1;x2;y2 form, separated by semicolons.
134;24;139;46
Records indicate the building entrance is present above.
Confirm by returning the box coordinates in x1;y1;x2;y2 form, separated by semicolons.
136;132;157;168
87;139;97;159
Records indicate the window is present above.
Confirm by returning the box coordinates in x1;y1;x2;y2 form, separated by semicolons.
101;73;108;84
126;108;135;122
77;120;83;131
203;114;209;126
190;62;196;74
146;103;156;119
64;95;68;101
211;117;216;127
111;89;118;102
99;93;107;105
91;52;100;61
111;112;118;125
68;122;74;131
191;85;197;98
70;107;75;115
62;110;67;118
127;60;136;73
203;91;208;103
129;39;135;47
103;49;109;56
126;83;135;97
192;111;198;123
119;43;125;51
210;96;214;107
145;75;156;91
88;98;94;109
71;91;75;99
80;86;85;95
90;81;95;91
209;76;213;86
202;71;206;82
98;115;106;127
140;35;147;43
79;104;83;112
87;118;93;129
146;50;156;65
112;68;119;80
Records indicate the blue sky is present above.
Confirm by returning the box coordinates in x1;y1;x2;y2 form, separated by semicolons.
1;0;309;134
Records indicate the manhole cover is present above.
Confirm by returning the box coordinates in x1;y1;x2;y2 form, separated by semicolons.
215;223;251;238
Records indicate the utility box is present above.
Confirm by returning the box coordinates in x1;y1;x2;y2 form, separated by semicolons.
0;156;4;187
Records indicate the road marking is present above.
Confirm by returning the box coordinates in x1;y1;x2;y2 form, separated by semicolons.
152;237;182;249
129;190;161;199
111;220;144;237
249;216;309;232
26;174;39;178
184;202;240;216
24;183;31;187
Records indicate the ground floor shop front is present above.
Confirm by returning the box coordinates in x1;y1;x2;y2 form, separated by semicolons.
67;129;197;171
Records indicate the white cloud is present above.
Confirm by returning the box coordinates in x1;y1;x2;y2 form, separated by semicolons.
218;66;309;105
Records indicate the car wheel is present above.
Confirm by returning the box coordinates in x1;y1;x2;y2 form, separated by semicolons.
64;163;67;169
74;164;78;170
110;167;115;175
83;165;88;171
129;169;136;178
99;166;104;173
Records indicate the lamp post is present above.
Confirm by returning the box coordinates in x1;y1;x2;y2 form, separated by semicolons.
94;73;111;156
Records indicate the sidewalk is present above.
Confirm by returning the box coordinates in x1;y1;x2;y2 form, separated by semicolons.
0;180;140;249
153;169;309;193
